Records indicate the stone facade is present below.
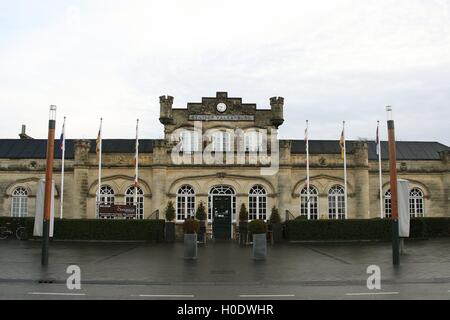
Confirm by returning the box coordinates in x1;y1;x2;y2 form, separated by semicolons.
0;92;449;227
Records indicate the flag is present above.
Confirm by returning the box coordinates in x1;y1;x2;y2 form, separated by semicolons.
96;120;102;157
304;124;308;142
339;129;345;159
59;118;65;151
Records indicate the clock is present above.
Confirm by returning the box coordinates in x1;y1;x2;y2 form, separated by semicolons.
216;102;227;113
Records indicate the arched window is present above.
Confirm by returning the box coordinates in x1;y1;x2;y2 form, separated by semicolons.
11;187;28;217
328;185;345;219
384;190;392;218
248;185;267;220
208;185;236;221
180;130;200;153
97;185;115;205
409;188;424;217
177;185;195;221
125;186;144;220
212;131;232;152
244;131;265;152
300;186;319;220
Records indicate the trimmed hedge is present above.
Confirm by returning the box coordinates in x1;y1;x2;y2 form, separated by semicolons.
0;217;165;241
285;218;450;241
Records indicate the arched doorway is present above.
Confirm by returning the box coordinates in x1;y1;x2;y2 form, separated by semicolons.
209;185;235;240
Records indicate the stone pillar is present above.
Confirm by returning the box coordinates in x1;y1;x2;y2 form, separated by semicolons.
277;140;292;220
351;141;370;219
73;139;90;219
152;139;169;217
439;150;450;216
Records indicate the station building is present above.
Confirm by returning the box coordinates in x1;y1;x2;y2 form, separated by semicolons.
0;92;449;239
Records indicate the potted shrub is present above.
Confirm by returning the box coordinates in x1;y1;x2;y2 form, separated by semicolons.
183;217;200;259
269;206;282;244
164;201;176;242
195;201;207;244
238;203;249;246
248;219;267;260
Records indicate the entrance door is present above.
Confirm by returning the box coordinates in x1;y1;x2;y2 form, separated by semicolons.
212;196;232;240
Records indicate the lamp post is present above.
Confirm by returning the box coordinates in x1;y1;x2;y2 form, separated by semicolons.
386;106;400;266
42;105;57;266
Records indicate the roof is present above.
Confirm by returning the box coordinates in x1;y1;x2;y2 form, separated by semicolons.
0;139;154;159
291;140;449;160
0;139;447;161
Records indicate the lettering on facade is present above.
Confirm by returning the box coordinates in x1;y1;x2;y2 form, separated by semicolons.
188;115;255;121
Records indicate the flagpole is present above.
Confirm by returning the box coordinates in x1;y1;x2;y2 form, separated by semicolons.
343;121;348;219
306;120;310;220
97;118;103;219
377;120;383;218
134;118;139;220
59;117;66;219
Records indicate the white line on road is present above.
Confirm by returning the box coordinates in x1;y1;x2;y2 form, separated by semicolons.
346;292;399;296
133;294;195;298
240;294;295;298
28;292;86;296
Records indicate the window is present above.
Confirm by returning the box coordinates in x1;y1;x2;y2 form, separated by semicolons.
177;185;195;221
11;187;28;217
384;190;392;218
97;185;115;205
328;185;345;219
212;131;232;152
125;186;144;219
208;185;236;221
300;186;319;220
409;188;424;217
180;130;200;153
248;185;267;220
244;131;264;152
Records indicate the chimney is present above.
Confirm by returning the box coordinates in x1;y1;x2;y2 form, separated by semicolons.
19;125;33;140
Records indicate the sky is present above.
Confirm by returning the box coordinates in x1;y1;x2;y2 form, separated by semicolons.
0;0;449;145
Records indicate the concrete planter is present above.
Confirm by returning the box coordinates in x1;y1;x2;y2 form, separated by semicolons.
239;221;248;246
165;222;175;243
184;233;198;259
252;233;267;260
271;223;283;244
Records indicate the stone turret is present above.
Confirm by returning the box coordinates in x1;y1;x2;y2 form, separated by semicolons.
159;95;174;125
352;140;369;167
270;96;284;128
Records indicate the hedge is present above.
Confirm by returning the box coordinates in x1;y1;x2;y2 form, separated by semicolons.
285;218;450;241
0;217;165;241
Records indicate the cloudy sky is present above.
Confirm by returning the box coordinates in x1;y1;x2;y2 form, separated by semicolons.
0;0;449;144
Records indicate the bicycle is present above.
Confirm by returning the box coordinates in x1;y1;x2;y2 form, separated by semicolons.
0;222;27;240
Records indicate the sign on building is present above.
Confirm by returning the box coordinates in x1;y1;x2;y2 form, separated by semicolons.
98;204;137;219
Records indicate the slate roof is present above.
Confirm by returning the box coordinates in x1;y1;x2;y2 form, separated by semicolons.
0;139;448;161
290;140;449;160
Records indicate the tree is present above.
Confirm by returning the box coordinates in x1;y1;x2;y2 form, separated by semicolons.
165;201;176;222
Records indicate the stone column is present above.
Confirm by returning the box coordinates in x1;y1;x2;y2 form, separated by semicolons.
73;139;91;219
152;139;169;218
439;150;450;216
277;140;293;221
351;141;370;219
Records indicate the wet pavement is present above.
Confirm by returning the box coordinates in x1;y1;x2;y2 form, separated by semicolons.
1;239;450;299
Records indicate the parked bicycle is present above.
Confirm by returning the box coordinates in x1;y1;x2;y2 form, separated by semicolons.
0;222;27;240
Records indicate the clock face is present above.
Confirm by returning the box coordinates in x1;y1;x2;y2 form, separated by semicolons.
216;102;227;113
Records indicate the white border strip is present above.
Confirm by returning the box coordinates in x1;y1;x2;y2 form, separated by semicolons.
346;292;399;296
28;292;86;296
240;294;295;298
134;294;194;298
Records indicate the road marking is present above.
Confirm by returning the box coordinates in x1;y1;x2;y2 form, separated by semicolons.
133;294;194;298
28;292;86;296
346;292;399;296
240;294;295;298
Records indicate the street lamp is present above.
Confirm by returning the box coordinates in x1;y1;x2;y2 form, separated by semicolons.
386;105;400;266
42;105;57;266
